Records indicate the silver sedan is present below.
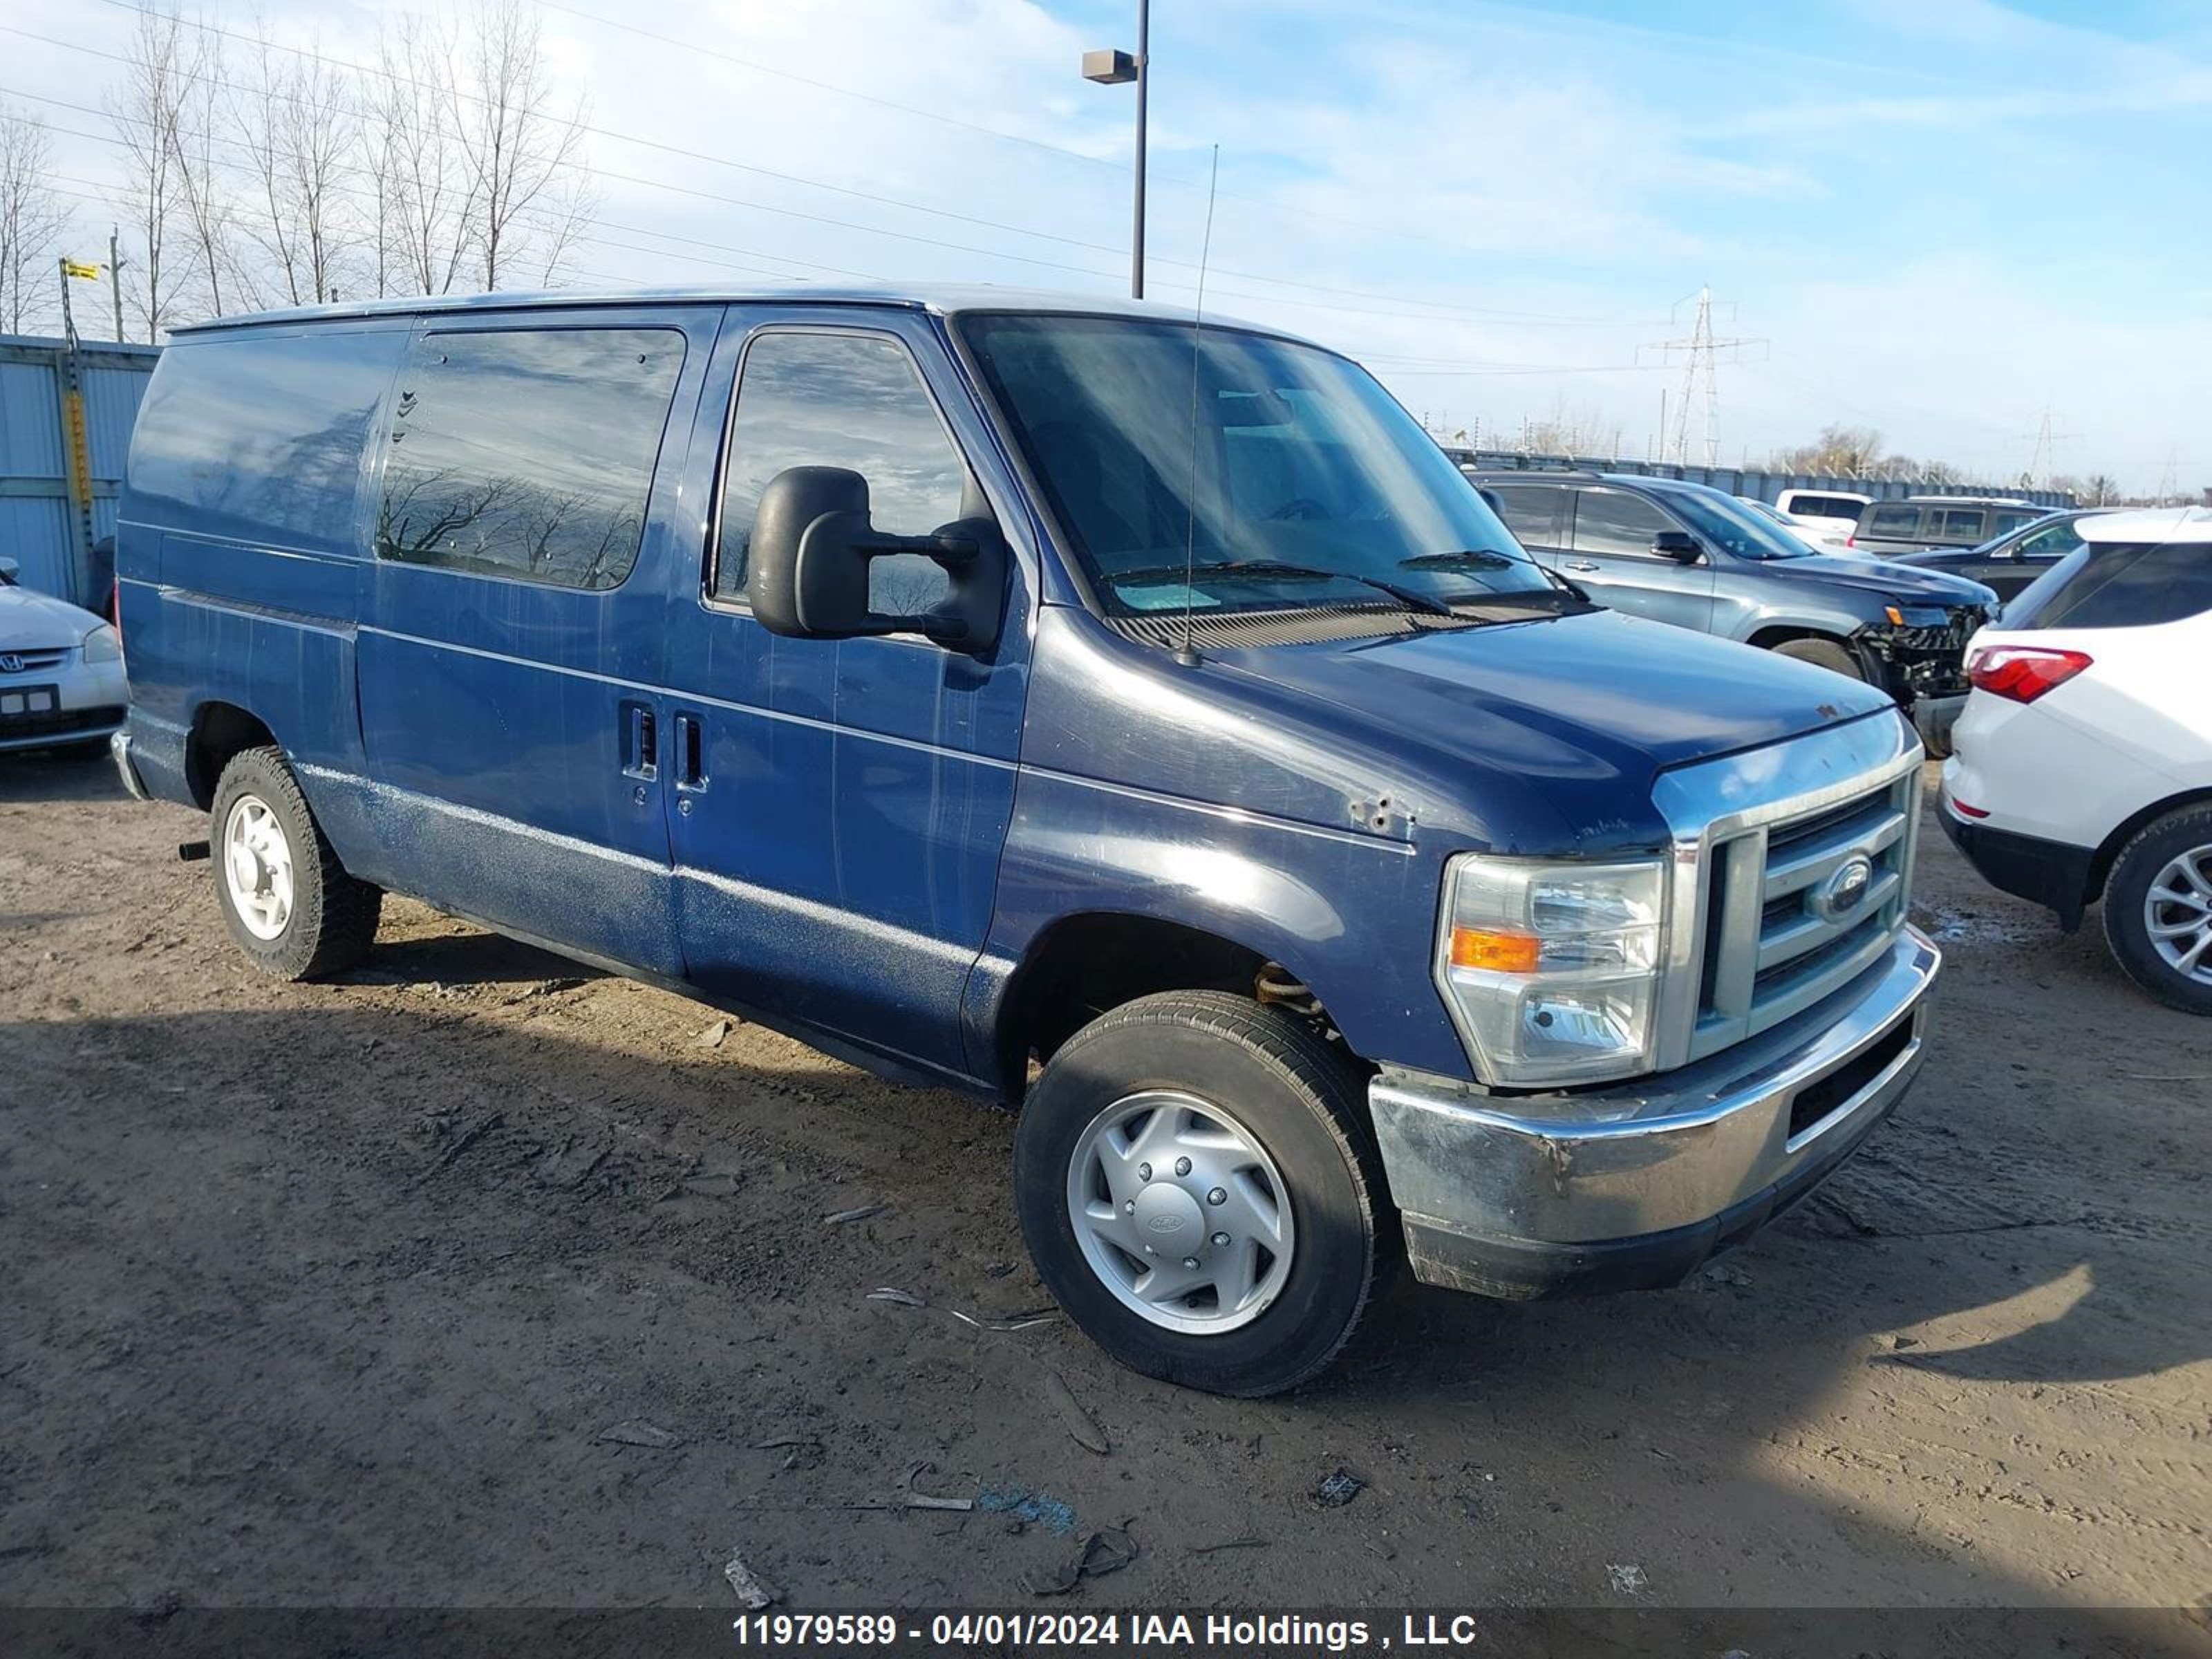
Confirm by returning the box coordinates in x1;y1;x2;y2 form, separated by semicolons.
0;557;128;753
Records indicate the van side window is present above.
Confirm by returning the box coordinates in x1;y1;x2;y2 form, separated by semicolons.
1864;505;1920;538
377;328;685;590
1791;494;1858;519
1933;508;1986;541
713;330;968;613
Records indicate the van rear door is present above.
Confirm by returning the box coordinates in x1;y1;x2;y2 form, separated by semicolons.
354;304;717;974
655;306;1031;1080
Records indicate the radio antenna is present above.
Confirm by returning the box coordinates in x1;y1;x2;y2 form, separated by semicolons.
1174;144;1220;669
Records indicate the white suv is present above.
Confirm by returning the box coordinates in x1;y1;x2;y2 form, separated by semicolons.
1939;509;2212;1013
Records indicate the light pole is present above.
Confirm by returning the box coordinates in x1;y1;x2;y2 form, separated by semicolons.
1082;0;1148;299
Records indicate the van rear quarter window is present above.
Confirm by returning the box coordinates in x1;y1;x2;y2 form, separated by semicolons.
1864;505;1922;538
377;327;685;590
129;327;406;554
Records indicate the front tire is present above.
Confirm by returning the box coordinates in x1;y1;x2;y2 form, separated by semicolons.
211;746;382;980
1013;991;1394;1396
2102;807;2212;1015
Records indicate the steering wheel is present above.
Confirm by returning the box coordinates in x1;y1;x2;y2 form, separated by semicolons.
1268;497;1331;522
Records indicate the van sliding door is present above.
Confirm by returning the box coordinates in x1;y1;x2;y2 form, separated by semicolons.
353;305;720;975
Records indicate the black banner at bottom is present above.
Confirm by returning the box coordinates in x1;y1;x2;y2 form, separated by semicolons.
0;1606;2204;1659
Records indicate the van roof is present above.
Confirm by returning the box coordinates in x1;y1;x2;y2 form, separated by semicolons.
165;283;1290;339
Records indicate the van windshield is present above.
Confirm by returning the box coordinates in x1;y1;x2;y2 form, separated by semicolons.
957;312;1557;616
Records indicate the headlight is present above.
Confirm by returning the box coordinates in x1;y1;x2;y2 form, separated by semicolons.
82;624;121;664
1434;854;1667;1087
1883;604;1949;628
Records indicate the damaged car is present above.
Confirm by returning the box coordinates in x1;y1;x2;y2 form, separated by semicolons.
1470;469;1997;755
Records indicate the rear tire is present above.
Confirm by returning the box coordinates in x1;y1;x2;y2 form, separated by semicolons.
1770;637;1865;682
2101;806;2212;1015
210;746;381;980
1013;991;1394;1396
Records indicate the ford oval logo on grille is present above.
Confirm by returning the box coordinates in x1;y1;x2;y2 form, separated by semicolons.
1812;854;1875;921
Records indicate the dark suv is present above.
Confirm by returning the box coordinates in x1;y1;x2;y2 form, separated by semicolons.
1470;470;1996;753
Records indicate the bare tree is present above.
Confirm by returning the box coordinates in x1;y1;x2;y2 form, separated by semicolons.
453;0;588;289
0;104;73;333
530;169;599;288
109;5;191;338
1771;423;1886;478
235;27;358;307
373;17;477;296
158;13;236;317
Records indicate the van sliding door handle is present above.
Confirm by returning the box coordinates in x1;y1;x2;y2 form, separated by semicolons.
673;713;707;791
1564;559;1601;573
620;701;657;781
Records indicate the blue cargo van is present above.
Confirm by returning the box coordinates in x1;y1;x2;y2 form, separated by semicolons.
112;287;1941;1394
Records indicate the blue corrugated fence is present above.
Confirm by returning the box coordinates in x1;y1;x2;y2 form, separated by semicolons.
0;335;161;605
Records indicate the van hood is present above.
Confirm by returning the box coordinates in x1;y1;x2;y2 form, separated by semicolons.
1753;553;1995;606
1200;608;1897;855
0;583;104;651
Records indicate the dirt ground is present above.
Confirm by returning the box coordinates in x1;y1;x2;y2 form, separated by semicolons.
2;750;2208;1631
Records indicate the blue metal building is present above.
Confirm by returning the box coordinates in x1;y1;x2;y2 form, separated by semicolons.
0;334;162;606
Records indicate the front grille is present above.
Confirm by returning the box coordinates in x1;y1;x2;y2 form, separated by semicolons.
0;704;124;740
1880;603;1989;699
1685;767;1918;1062
0;648;71;674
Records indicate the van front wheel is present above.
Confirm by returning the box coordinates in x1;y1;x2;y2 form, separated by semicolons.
210;746;381;980
1013;991;1393;1396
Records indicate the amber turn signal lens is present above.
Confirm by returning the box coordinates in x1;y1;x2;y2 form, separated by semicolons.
1449;927;1541;973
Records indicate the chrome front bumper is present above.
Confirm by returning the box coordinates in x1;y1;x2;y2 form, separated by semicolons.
1369;926;1940;1299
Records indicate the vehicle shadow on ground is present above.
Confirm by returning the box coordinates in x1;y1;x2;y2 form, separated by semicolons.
8;992;2207;1619
349;927;606;991
0;749;123;806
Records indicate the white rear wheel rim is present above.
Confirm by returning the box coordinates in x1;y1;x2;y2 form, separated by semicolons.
223;794;296;941
2144;843;2212;986
1066;1089;1296;1337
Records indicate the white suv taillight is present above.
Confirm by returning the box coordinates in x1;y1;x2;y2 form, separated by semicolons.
1967;644;2092;704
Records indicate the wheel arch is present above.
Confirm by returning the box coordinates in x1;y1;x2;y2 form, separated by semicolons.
185;700;281;809
2092;786;2212;902
988;910;1344;1107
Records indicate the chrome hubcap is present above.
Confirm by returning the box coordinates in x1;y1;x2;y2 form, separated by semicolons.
2144;843;2212;985
1066;1089;1294;1335
223;794;295;940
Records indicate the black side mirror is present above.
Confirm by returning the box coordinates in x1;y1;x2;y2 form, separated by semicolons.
748;466;1006;653
1650;530;1703;564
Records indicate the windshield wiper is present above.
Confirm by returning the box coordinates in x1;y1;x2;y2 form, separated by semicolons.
1398;549;1515;572
1402;550;1593;608
1111;559;1458;619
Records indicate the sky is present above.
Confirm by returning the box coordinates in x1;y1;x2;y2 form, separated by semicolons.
7;0;2209;492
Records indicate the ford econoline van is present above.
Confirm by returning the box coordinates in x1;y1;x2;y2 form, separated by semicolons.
112;287;1941;1395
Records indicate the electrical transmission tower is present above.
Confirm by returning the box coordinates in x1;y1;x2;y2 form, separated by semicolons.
1642;288;1765;467
2017;406;2071;487
2157;446;2181;503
